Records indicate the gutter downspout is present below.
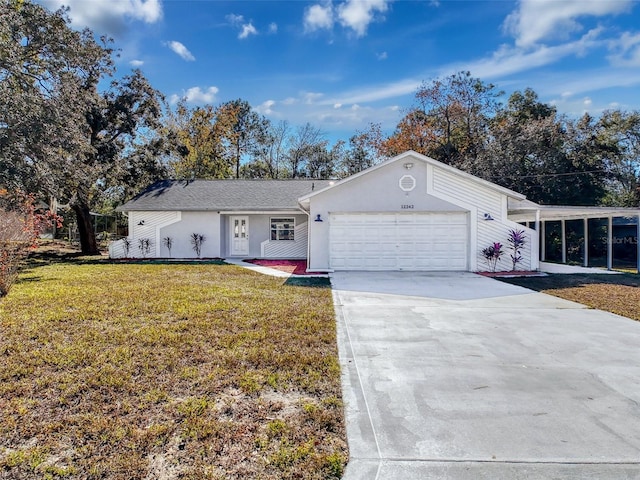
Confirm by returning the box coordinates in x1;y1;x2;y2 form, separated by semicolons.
297;202;311;272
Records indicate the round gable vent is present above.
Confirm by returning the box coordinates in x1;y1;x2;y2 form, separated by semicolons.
399;174;416;192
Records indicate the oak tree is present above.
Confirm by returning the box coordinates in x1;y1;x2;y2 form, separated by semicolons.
0;0;166;253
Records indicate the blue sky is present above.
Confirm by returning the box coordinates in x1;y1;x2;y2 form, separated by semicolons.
38;0;640;143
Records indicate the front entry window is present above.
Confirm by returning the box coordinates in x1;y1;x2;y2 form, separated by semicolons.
234;219;246;238
271;217;295;241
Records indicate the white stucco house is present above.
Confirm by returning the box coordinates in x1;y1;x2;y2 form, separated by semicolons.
111;150;640;272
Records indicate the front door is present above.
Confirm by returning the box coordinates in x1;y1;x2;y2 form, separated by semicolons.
230;216;249;256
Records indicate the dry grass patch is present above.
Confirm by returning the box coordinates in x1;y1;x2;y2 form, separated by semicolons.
0;258;346;479
500;272;640;321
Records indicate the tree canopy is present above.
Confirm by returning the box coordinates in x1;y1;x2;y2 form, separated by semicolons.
1;0;639;259
1;0;167;253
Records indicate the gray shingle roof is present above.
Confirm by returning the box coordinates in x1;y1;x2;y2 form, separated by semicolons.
117;179;334;212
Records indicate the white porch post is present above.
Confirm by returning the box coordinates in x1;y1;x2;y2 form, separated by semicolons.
534;210;541;270
583;218;589;267
607;216;613;270
540;220;546;262
637;214;640;274
561;219;567;264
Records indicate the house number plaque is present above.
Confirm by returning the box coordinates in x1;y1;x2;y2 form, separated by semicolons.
401;204;414;209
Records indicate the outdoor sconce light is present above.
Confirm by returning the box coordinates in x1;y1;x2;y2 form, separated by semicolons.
137;220;145;225
483;213;494;221
315;214;323;222
403;162;414;170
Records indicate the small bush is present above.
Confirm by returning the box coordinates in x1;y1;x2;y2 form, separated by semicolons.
163;236;174;258
138;238;152;258
0;190;61;296
481;242;503;272
122;238;132;257
190;233;206;258
507;229;527;271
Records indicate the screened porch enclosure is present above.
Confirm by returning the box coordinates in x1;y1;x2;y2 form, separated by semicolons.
510;204;640;273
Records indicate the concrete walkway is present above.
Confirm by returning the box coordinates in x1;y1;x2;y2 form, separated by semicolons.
331;271;640;479
540;262;622;274
224;257;329;278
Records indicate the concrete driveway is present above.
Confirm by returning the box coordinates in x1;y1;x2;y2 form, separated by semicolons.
331;271;640;479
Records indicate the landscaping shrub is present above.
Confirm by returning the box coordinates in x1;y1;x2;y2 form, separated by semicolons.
0;190;61;296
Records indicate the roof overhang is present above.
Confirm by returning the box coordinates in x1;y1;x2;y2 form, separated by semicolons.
116;207;302;213
509;199;640;222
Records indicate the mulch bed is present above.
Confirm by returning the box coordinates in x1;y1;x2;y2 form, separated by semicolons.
477;271;547;278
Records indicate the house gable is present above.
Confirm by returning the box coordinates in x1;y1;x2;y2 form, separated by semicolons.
299;150;525;206
303;151;537;272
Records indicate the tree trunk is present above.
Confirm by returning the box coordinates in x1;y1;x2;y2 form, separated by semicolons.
73;203;99;254
235;143;241;179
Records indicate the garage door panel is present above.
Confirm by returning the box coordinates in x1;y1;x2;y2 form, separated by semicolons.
329;213;468;271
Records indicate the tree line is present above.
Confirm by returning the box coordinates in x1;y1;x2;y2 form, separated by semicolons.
1;0;639;255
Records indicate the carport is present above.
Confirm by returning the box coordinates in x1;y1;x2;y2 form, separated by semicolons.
509;200;640;272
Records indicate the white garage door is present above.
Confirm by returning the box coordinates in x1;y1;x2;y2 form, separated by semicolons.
329;212;468;271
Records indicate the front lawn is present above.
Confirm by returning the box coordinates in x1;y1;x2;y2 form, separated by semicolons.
0;258;346;479
499;272;640;321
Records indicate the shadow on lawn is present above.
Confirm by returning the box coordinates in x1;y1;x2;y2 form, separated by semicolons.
499;273;640;292
284;276;331;288
17;247;228;283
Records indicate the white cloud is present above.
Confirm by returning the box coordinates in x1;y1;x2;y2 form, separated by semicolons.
169;86;219;104
304;3;334;33
226;14;259;39
253;88;409;137
239;23;258;39
377;51;388;60
304;92;324;104
608;31;640;67
542;69;640;98
445;28;604;80
255;100;276;115
504;0;632;47
166;41;195;61
40;0;162;35
225;13;244;25
325;78;420;105
337;0;389;37
268;22;278;34
129;59;144;67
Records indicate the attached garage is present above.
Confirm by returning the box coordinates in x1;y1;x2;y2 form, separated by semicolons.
300;151;540;273
329;212;469;271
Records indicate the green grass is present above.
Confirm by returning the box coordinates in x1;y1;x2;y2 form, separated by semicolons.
0;258;347;479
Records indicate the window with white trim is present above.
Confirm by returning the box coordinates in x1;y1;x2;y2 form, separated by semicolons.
270;217;295;241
